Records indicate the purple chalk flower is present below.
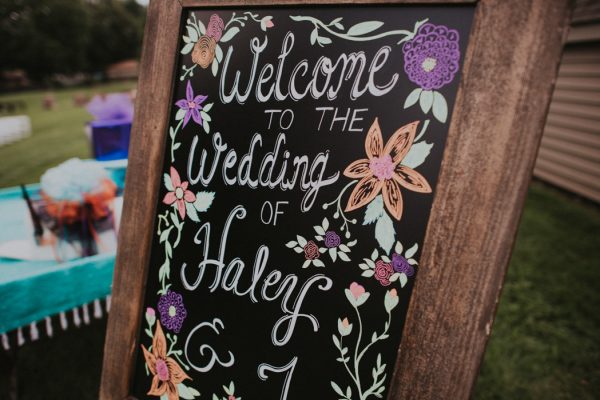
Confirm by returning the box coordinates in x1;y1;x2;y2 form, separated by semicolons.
324;231;341;248
392;253;414;277
402;23;460;91
175;80;207;128
157;291;188;333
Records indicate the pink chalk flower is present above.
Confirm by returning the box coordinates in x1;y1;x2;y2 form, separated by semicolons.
145;307;156;327
385;288;400;312
207;14;225;42
260;16;274;31
338;317;353;336
163;166;196;220
349;282;365;299
345;282;370;307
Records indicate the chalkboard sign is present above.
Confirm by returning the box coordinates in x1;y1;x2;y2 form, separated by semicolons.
100;1;572;399
129;5;473;399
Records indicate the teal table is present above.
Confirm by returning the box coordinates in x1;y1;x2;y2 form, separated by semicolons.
0;162;125;344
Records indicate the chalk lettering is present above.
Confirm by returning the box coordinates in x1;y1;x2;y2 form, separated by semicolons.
258;357;298;400
185;318;235;373
220;32;399;103
180;206;333;345
188;132;339;212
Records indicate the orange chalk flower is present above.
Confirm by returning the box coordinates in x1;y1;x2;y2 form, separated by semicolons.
344;118;432;220
141;321;191;400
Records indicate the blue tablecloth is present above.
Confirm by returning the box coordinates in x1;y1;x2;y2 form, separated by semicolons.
0;162;125;334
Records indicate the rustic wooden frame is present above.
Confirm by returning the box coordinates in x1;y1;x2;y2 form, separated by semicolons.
100;0;573;399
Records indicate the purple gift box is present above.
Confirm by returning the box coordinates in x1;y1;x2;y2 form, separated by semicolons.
89;119;131;161
86;93;135;161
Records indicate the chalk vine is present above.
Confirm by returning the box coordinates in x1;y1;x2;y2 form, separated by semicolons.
290;15;428;46
331;284;399;400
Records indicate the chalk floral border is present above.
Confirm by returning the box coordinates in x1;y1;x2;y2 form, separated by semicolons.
180;11;274;81
140;72;216;398
286;217;357;268
290;16;460;123
331;283;399;400
307;117;434;256
358;242;419;288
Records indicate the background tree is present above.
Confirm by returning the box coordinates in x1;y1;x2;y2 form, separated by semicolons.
0;0;146;84
86;0;146;74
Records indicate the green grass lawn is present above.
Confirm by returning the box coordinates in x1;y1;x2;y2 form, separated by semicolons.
0;87;599;399
0;81;136;188
474;183;600;399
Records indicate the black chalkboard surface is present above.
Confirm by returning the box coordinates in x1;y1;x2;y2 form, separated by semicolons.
132;5;474;400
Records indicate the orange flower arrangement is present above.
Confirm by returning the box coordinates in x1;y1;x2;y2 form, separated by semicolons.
141;321;191;399
343;118;432;220
41;178;116;224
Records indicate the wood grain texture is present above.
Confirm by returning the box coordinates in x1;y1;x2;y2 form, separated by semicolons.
386;0;573;399
181;0;477;6
98;2;182;399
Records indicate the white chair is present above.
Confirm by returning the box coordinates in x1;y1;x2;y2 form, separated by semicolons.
0;115;31;146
